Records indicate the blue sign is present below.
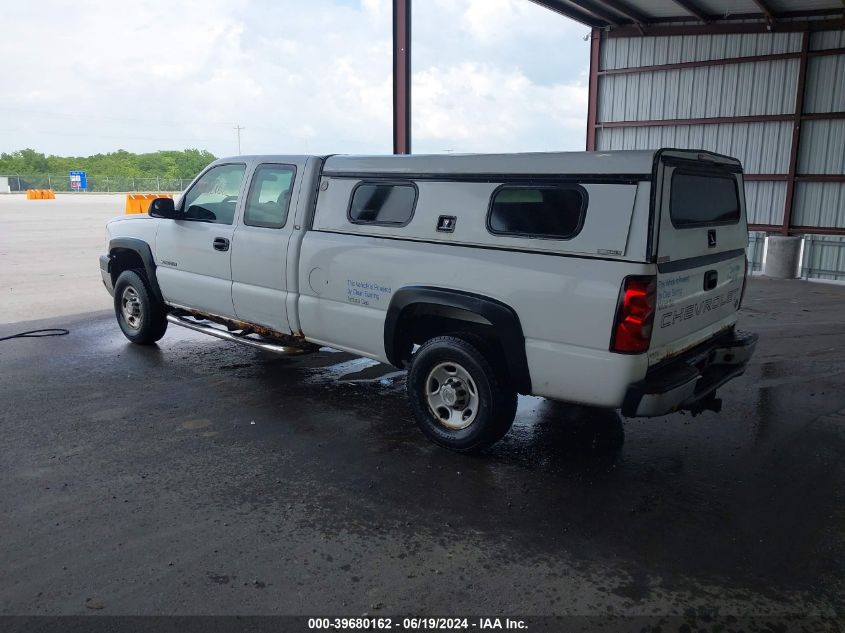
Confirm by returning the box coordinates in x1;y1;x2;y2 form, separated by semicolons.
70;170;87;190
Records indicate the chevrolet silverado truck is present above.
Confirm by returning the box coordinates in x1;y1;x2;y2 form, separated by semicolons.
100;149;757;452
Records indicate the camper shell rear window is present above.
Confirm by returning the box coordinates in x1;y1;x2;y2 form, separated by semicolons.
670;169;740;228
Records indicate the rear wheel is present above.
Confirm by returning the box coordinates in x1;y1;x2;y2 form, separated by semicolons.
407;335;517;453
113;270;168;345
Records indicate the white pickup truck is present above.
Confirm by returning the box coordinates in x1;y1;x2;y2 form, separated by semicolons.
100;149;757;452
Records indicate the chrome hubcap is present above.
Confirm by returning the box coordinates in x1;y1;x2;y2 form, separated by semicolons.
121;286;143;330
425;362;480;430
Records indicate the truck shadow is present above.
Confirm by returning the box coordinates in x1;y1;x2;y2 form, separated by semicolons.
507;399;625;459
243;348;628;467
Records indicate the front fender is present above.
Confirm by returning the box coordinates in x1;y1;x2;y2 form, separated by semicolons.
108;237;164;304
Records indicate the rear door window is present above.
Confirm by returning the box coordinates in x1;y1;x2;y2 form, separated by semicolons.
670;170;740;228
487;185;586;239
244;164;296;229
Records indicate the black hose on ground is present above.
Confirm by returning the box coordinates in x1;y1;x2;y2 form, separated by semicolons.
0;328;70;342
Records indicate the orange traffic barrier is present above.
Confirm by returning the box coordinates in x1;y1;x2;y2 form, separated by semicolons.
125;193;173;215
26;189;56;199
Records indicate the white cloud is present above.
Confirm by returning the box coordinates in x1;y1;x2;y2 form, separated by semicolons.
414;62;586;152
0;0;588;158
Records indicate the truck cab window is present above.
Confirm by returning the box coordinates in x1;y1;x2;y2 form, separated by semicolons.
488;185;586;239
244;164;297;229
348;183;417;226
181;163;246;225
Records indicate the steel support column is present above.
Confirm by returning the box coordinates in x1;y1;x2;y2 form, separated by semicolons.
782;31;810;235
586;28;601;151
392;0;411;155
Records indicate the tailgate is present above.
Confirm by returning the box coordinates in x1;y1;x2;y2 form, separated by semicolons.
649;150;748;364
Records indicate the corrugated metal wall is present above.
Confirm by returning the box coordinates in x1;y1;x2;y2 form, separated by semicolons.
798;120;845;174
598;60;799;121
745;181;788;226
595;28;845;278
803;55;845;113
600;32;803;69
794;34;845;243
811;30;845;51
597;122;792;172
793;183;845;228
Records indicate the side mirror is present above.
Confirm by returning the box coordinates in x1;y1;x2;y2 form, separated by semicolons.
148;197;178;218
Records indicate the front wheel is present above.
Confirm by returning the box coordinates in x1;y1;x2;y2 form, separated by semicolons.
113;270;168;345
407;335;517;453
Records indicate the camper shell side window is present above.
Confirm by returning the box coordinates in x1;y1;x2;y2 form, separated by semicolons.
486;184;587;240
347;181;418;227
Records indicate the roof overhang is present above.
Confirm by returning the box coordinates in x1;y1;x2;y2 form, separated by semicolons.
528;0;845;34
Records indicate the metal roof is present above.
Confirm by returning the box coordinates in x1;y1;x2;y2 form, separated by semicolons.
529;1;845;30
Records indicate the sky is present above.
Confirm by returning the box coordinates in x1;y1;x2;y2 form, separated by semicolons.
0;0;590;157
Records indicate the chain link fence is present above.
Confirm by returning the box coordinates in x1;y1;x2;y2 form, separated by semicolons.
2;174;189;193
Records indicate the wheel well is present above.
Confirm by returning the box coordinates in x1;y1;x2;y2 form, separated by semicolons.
394;304;502;362
385;287;532;394
109;248;145;285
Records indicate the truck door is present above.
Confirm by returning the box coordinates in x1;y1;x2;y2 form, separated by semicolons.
230;163;299;334
648;150;749;364
155;162;247;318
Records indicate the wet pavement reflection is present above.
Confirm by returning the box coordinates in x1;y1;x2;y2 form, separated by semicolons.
1;278;843;616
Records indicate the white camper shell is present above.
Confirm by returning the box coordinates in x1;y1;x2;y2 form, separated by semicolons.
100;148;757;453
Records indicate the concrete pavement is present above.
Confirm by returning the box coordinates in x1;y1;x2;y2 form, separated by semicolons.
1;278;843;621
0;194;127;324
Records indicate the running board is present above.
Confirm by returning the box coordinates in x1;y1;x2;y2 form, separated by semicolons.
166;314;309;355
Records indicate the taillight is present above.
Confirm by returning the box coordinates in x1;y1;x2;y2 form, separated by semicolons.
610;275;657;354
739;256;749;308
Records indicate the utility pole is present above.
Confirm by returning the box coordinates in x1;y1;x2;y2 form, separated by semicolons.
233;124;245;155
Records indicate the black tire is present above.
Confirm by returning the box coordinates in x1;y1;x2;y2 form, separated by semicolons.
113;270;168;345
451;331;518;423
407;335;517;453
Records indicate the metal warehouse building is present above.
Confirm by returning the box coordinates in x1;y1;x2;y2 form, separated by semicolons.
535;1;845;279
390;1;845;279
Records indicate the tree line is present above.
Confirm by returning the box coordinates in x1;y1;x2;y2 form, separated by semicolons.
0;148;217;178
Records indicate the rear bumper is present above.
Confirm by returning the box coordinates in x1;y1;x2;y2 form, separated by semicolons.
621;329;757;417
99;255;114;296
